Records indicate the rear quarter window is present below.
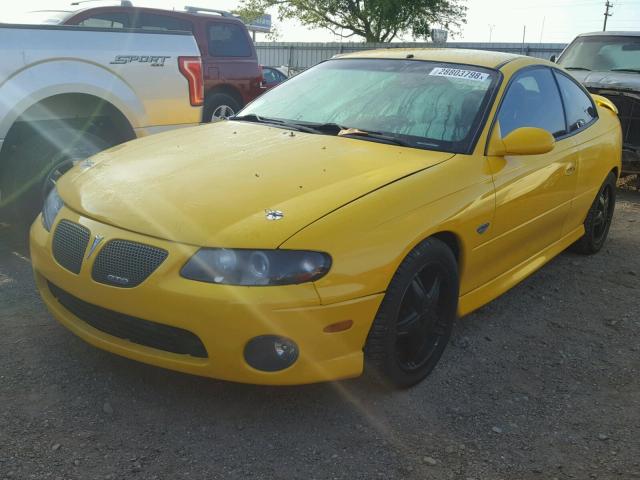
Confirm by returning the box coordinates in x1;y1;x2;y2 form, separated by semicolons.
554;71;597;132
136;13;192;32
76;13;129;28
208;23;252;57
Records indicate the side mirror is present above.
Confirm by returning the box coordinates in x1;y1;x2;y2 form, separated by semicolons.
488;127;556;156
549;54;557;63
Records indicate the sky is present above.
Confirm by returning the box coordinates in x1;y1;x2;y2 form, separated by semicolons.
1;0;639;44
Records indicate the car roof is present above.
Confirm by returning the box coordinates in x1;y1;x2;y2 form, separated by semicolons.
576;31;640;37
334;48;531;69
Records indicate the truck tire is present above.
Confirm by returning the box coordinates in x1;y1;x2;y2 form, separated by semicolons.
204;93;241;122
0;125;110;224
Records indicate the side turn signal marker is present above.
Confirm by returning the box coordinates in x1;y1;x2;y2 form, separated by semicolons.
323;320;354;333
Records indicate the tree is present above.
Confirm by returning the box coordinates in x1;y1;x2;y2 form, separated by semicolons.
237;0;467;43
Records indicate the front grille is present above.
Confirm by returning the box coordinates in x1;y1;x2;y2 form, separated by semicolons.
92;240;168;288
592;91;640;148
52;220;90;274
48;282;208;358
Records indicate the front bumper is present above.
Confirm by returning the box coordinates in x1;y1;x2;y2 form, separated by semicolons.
30;208;383;385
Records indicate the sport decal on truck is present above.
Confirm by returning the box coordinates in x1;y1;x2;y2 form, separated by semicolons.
110;55;171;67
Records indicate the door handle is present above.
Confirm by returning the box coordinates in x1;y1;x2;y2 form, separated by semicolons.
565;163;576;176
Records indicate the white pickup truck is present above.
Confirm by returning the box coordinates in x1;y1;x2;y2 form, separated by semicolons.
0;24;203;219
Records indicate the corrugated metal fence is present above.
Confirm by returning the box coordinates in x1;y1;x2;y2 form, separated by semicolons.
255;42;567;70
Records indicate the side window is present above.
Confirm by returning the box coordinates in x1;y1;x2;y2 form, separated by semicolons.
136;13;192;32
554;72;597;132
498;68;566;138
76;13;129;28
208;23;252;57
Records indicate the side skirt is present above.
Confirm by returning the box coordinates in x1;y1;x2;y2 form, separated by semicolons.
458;225;585;317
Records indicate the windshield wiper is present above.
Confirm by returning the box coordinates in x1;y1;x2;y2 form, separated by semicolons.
337;128;411;147
565;67;591;71
610;68;640;73
232;117;410;146
231;114;323;134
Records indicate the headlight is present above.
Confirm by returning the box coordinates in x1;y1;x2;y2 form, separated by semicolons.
41;188;64;232
181;248;331;286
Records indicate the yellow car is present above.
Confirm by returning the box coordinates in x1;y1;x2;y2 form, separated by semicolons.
30;49;621;387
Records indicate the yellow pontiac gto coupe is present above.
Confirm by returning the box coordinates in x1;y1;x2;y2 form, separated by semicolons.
31;49;621;387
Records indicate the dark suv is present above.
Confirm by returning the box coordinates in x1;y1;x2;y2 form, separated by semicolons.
50;5;264;122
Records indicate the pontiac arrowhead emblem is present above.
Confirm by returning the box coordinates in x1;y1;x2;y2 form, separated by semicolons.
265;209;284;221
86;235;104;259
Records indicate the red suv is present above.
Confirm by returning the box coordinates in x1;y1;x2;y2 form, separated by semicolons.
56;5;264;121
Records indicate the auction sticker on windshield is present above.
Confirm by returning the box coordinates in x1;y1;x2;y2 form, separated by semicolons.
429;67;490;82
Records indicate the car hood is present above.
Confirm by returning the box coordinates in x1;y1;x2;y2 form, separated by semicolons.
58;121;454;248
569;70;640;92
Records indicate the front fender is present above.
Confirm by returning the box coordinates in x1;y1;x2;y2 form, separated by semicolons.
281;154;496;305
0;59;144;139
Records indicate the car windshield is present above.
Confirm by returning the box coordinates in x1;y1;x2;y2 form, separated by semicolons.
239;58;499;153
558;35;640;72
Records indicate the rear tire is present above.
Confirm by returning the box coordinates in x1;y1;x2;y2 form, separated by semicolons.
364;238;459;388
0;125;110;223
572;172;616;255
204;93;241;122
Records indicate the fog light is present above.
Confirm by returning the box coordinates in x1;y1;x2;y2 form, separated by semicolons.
244;335;299;372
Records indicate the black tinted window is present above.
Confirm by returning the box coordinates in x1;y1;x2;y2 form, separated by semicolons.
263;68;283;84
208;23;251;57
498;68;566;138
554;72;597;132
77;13;129;28
136;13;192;32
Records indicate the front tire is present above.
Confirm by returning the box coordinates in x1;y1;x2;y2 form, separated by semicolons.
572;172;616;255
364;238;459;388
0;125;110;223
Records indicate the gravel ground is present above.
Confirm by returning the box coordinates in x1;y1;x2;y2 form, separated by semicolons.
1;190;639;480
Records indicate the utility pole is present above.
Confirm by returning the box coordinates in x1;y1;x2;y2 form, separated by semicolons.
488;24;496;42
603;1;613;31
521;25;526;55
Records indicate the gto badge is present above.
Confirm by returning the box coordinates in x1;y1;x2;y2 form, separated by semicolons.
86;235;104;259
107;274;130;286
265;209;284;221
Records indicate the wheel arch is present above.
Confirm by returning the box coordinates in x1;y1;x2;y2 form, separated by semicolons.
205;84;245;108
0;92;135;159
430;231;462;264
611;166;619;179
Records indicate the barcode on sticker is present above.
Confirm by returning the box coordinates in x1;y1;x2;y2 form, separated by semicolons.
429;67;490;82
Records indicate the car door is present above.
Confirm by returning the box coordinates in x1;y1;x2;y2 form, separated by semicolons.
552;70;601;235
481;66;580;282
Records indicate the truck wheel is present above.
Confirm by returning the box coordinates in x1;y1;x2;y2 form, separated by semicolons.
204;93;241;122
0;126;110;223
364;238;459;388
572;172;617;255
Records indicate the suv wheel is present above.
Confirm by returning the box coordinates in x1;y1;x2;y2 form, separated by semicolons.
205;93;241;122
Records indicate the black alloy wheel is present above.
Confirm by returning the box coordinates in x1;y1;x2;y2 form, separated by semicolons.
573;171;617;255
365;237;459;388
395;267;448;373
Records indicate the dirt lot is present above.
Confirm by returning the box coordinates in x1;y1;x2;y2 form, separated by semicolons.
1;191;638;480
